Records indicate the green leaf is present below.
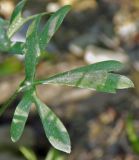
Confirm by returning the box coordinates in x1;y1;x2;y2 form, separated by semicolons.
11;91;32;142
7;0;27;38
9;0;27;24
126;115;139;154
9;42;24;54
34;96;71;153
96;72;134;93
20;146;37;160
7;0;50;38
45;148;65;160
0;89;19;116
0;18;23;53
24;15;41;82
35;61;134;93
39;5;71;51
0;19;11;51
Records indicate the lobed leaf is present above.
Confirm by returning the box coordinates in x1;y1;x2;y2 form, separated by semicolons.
11;91;32;142
34;96;71;153
35;61;134;93
39;5;71;51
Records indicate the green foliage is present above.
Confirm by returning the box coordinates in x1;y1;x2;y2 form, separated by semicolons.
35;61;133;93
0;18;11;51
45;148;66;160
20;147;65;160
126;115;139;154
0;0;134;153
39;5;71;51
34;95;71;153
11;90;33;142
0;57;22;76
20;146;37;160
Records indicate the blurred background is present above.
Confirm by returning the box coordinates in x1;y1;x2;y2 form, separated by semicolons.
0;0;139;159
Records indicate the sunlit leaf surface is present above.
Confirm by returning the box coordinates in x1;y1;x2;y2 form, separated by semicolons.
35;61;134;93
34;96;71;153
39;5;71;50
0;18;11;51
7;0;26;38
24;15;41;82
11;91;32;142
7;0;49;38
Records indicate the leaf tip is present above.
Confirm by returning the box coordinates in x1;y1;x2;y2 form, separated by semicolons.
118;76;134;89
65;145;71;154
49;137;71;154
129;80;134;88
57;144;71;154
11;136;17;143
